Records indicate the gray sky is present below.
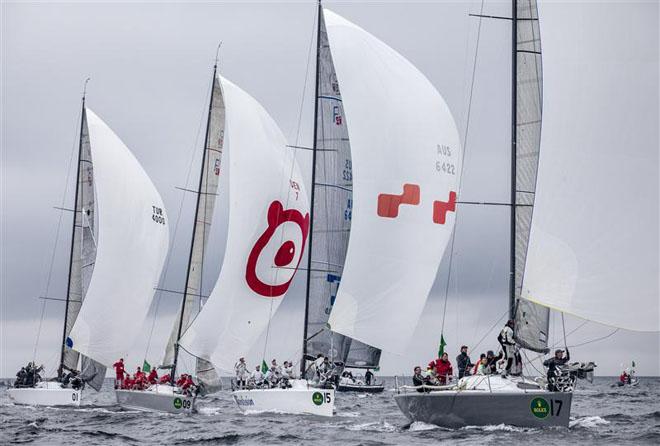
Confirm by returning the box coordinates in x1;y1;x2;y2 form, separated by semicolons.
1;0;658;378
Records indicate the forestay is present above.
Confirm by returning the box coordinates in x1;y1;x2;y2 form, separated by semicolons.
512;0;549;353
179;77;310;372
162;73;225;391
68;108;170;366
324;9;462;353
522;3;659;332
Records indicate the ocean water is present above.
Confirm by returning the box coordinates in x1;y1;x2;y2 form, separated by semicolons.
1;377;658;445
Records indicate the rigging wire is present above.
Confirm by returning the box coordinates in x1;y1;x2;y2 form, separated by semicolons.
261;9;318;365
439;0;486;337
32;105;84;364
561;312;567;350
470;307;509;353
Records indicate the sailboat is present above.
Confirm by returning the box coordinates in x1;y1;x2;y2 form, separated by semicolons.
394;0;658;428
8;91;170;407
115;58;225;414
172;70;312;414
214;0;462;413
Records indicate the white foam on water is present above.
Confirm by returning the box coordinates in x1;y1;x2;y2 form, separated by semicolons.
339;411;361;418
346;421;397;433
569;416;610;428
408;421;439;431
198;406;223;416
462;423;529;433
243;408;290;416
356;394;367;399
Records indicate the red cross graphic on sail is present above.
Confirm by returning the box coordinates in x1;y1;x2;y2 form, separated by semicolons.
376;183;456;224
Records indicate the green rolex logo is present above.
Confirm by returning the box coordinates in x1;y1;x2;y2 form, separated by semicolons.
530;397;549;419
312;392;324;406
173;397;183;409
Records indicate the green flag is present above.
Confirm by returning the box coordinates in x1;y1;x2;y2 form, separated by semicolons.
142;360;151;373
261;359;269;374
438;334;447;357
632;360;636;368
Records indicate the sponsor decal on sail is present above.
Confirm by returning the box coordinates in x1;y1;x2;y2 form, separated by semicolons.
245;200;309;298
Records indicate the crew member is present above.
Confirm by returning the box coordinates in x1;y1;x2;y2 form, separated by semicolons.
543;348;570;391
147;368;159;385
235;357;248;389
412;366;432;392
365;369;374;386
113;358;126;389
456;345;474;379
498;320;516;376
428;352;453;385
251;365;265;387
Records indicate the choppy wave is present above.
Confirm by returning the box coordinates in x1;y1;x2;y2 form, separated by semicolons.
197;406;223;416
2;376;659;445
569;416;610;428
346;421;398;433
462;423;531;433
408;421;441;432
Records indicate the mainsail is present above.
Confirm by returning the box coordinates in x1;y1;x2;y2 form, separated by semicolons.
303;10;378;369
164;72;224;392
521;2;659;331
179;76;309;372
345;339;381;369
68;108;170;366
323;9;462;354
511;0;549;353
60;107;107;389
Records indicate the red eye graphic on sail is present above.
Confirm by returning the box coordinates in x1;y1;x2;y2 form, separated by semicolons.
245;200;310;298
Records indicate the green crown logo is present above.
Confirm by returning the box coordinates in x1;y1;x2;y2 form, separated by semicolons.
312;392;324;406
173;397;183;409
530;397;549;419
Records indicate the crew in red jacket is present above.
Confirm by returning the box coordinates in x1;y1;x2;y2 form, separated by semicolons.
133;367;147;390
122;376;135;390
428;353;454;385
176;374;187;388
181;375;194;390
159;374;171;385
147;368;159;385
181;374;195;396
113;358;126;389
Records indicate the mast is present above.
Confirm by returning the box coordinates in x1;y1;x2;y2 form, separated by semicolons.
508;0;518;320
171;60;218;380
300;0;322;377
58;82;88;379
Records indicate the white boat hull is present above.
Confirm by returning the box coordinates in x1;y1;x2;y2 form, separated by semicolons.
7;382;81;407
115;385;196;414
232;380;334;417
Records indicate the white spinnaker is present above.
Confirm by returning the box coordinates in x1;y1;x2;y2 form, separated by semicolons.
179;77;309;372
522;3;659;332
68;108;170;366
324;9;462;354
